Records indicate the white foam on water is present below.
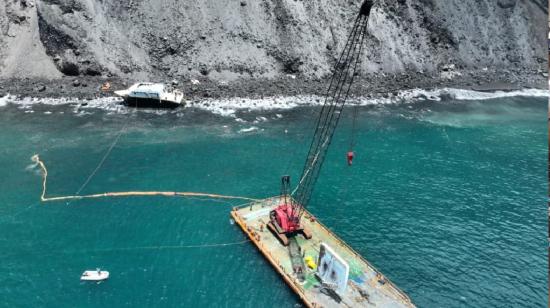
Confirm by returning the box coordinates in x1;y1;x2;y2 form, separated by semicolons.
363;87;549;104
25;163;38;171
238;126;259;133
194;88;548;115
0;94;10;107
11;96;84;106
442;88;549;100
194;95;319;116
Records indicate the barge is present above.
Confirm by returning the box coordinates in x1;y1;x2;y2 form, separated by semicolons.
231;197;415;308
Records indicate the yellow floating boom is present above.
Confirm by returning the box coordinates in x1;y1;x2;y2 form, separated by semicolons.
32;154;260;203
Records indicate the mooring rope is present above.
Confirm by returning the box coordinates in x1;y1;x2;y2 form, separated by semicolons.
4;240;252;257
90;239;251;253
32;154;260;203
75;120;129;195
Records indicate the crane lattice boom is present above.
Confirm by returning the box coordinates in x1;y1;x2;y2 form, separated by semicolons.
269;0;375;243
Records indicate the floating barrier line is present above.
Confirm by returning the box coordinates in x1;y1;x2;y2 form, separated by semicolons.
3;240;252;257
32;154;260;203
90;240;251;253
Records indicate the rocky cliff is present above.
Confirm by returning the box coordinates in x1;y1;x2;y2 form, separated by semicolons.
0;0;547;80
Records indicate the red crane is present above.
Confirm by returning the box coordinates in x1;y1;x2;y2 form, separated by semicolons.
268;0;375;246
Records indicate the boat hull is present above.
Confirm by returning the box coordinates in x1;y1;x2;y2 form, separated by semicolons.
123;97;182;109
81;271;109;281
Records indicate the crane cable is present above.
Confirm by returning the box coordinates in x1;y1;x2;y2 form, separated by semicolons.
349;106;359;151
291;14;364;197
291;1;372;220
292;10;369;214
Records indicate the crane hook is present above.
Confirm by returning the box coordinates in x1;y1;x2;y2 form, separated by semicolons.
347;151;354;166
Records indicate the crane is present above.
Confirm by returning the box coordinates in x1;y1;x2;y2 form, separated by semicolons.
268;0;375;246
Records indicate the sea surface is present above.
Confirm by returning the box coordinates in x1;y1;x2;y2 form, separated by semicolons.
0;90;547;307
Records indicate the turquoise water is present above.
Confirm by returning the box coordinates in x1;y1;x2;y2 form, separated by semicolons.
0;95;547;307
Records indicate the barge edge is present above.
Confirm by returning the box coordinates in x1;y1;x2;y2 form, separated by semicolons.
231;197;415;308
231;205;313;308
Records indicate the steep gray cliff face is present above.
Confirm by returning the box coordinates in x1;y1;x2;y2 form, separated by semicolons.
0;0;61;78
0;0;547;80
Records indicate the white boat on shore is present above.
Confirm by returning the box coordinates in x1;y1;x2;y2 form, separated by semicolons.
114;83;184;108
81;269;109;281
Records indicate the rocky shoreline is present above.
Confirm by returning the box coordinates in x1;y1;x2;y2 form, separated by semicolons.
0;68;546;103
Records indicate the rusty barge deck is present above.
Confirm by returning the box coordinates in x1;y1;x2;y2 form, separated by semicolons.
231;197;415;308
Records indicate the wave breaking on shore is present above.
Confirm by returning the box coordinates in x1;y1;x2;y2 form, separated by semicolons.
0;88;547;116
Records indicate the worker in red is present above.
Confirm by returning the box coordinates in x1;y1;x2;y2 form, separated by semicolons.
347;151;354;166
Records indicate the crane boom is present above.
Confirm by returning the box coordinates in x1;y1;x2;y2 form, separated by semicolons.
294;1;373;214
268;0;374;245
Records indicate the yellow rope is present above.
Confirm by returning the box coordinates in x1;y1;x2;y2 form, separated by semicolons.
32;154;260;203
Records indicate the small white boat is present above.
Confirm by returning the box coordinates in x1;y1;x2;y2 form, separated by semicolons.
114;82;184;109
80;269;109;281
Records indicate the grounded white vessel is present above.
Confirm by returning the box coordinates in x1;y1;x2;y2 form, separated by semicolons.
114;83;184;108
